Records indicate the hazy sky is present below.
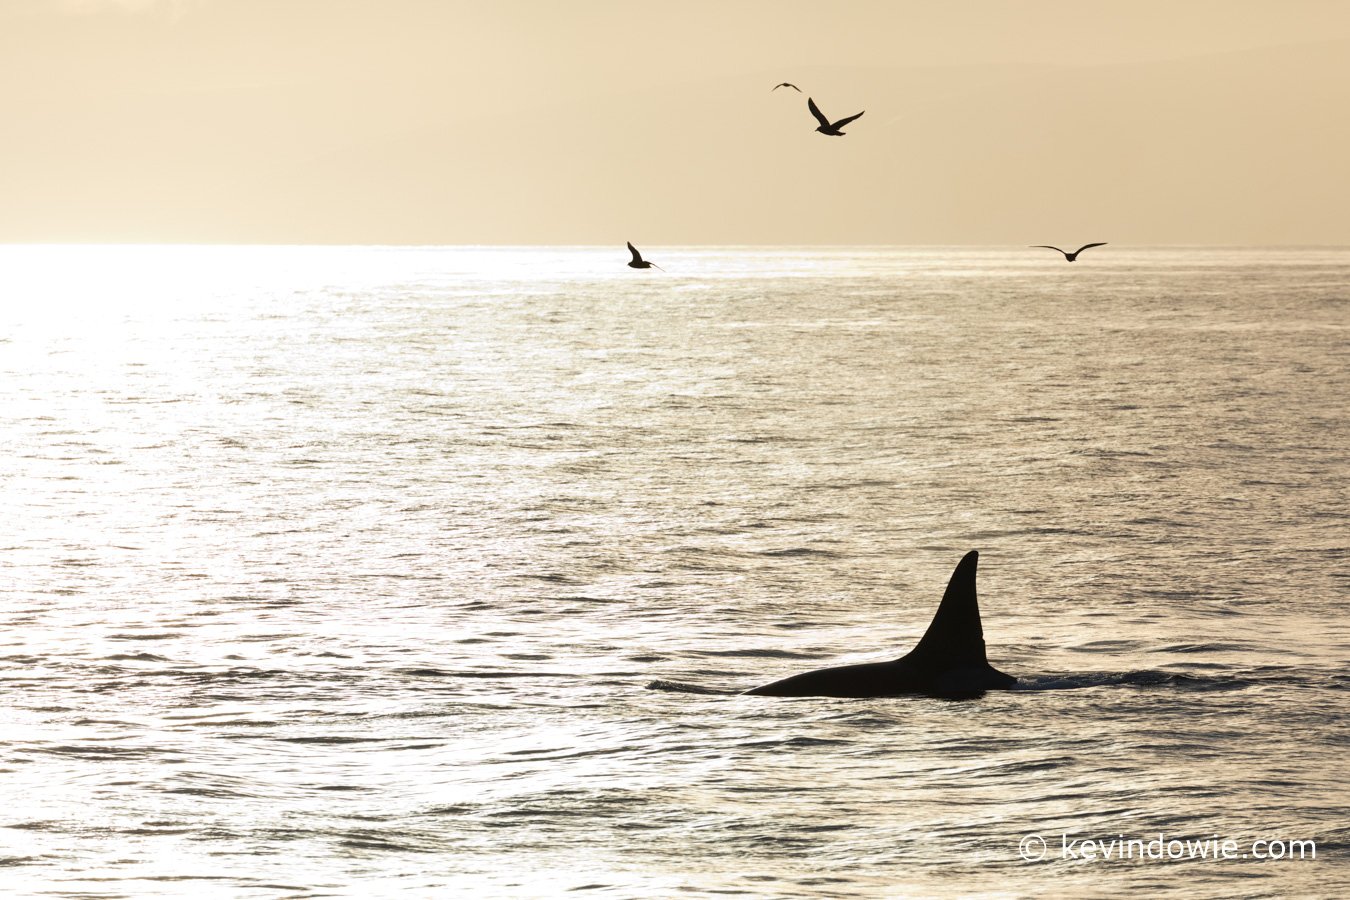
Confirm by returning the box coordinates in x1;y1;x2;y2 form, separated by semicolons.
3;0;1349;244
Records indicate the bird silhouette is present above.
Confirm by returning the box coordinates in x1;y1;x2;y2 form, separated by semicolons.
1030;242;1108;262
626;242;663;271
808;97;864;136
773;82;802;92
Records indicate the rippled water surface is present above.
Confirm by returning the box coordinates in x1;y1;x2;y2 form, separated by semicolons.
1;246;1347;897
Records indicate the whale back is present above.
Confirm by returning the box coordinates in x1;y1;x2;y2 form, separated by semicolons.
741;549;1014;697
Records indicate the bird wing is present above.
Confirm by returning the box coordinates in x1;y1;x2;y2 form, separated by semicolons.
830;110;865;129
627;241;643;264
1030;245;1067;255
1073;242;1108;254
807;97;831;127
783;83;802;92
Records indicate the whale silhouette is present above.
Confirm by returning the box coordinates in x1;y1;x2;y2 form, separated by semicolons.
744;550;1016;698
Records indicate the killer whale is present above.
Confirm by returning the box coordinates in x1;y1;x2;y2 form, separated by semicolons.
744;550;1016;698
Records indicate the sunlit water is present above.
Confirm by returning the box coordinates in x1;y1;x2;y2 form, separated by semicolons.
1;246;1347;898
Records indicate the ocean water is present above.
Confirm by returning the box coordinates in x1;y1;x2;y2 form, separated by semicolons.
1;245;1346;898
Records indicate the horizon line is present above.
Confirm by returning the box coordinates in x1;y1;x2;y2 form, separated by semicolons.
4;241;1350;250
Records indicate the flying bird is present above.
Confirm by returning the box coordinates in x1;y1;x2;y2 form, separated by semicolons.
807;97;864;136
772;82;802;92
626;242;663;271
1031;242;1108;262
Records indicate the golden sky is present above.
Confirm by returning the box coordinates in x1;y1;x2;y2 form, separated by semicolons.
3;0;1349;244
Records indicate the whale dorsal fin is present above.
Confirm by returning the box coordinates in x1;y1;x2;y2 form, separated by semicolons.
904;550;988;666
